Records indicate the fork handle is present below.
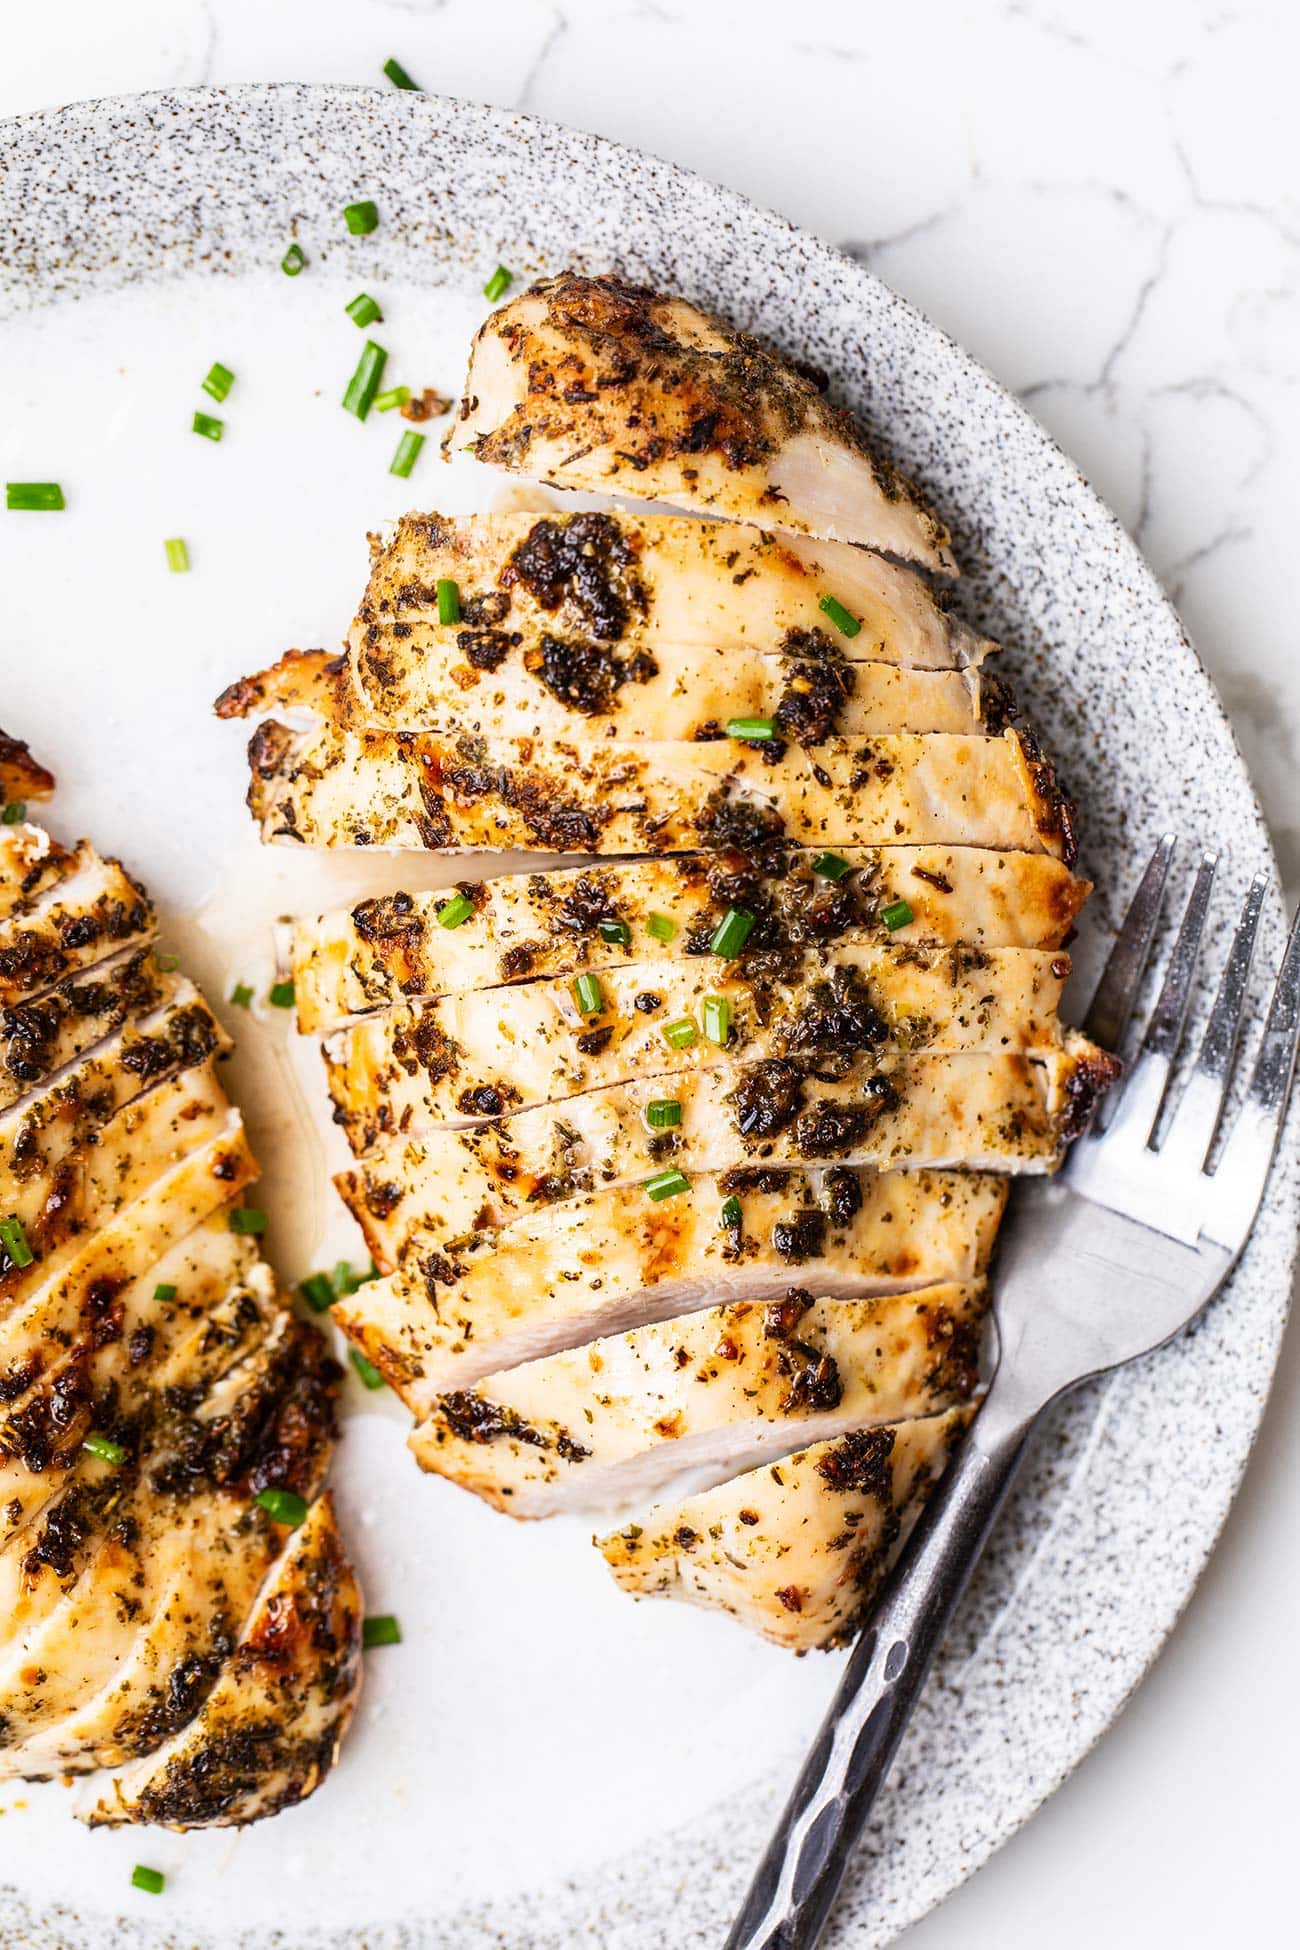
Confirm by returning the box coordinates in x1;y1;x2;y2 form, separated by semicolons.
724;1401;1038;1950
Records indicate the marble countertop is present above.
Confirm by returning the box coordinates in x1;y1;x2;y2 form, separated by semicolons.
4;3;1298;1945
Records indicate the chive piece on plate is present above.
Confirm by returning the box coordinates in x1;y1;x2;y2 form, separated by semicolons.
390;430;425;478
483;264;513;303
281;242;306;276
299;1272;336;1314
647;912;676;943
230;981;254;1009
811;851;851;881
155;951;180;971
374;384;411;413
153;1282;178;1303
350;1348;386;1390
342;339;388;420
383;57;419;90
6;482;64;511
645;1099;682;1130
725;717;775;742
436;892;474;929
335;1259;380;1296
701;995;731;1046
645;1168;690;1202
2;801;26;825
256;1487;308;1526
228;1207;268;1236
83;1433;125;1465
661;1016;697;1050
0;1214;34;1269
192;411;223;442
818;593;863;639
598;917;631;946
202;362;234;403
720;1194;742;1229
363;1612;403;1647
708;907;756;959
268;980;295;1008
572;972;604;1017
436;577;461;624
131;1866;165;1896
344;199;379;235
345;292;383;329
164;537;190;573
881;899;914;932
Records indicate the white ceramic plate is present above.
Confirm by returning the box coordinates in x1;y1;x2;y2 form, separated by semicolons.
0;85;1296;1950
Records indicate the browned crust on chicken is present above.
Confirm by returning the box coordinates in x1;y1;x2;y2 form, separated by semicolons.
0;731;55;805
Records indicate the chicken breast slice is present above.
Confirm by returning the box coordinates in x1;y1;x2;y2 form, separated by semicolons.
411;1281;986;1517
81;1490;362;1829
0;730;55;814
0;945;172;1116
293;848;1090;1033
597;1409;970;1651
450;273;955;571
0;849;154;1008
335;1167;1004;1403
325;945;1073;1146
0;822;79;925
247;724;1074;861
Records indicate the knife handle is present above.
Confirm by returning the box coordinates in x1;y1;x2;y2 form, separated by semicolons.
723;1400;1036;1950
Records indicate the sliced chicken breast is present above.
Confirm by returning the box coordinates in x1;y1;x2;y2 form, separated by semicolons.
82;1491;362;1829
0;850;154;1008
325;945;1073;1145
0;824;79;926
0;730;55;811
293;847;1090;1033
0;946;169;1114
411;1281;986;1516
247;724;1074;861
450;273;955;570
597;1409;969;1651
334;1167;1004;1401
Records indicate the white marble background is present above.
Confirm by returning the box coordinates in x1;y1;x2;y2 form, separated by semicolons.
4;2;1299;1945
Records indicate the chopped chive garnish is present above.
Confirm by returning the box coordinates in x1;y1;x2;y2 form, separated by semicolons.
6;482;64;511
661;1016;697;1050
483;264;513;303
363;1612;403;1647
0;1214;34;1270
390;430;425;478
436;892;474;929
156;952;180;971
192;411;223;442
374;384;411;413
2;801;26;825
230;981;254;1009
881;899;914;932
645;1099;682;1130
350;1347;386;1390
346;292;383;329
344;199;379;235
725;717;775;742
335;1259;380;1295
572;972;604;1017
598;918;631;946
708;907;756;958
299;1272;336;1314
163;537;190;573
811;851;851;881
202;362;234;403
436;577;461;624
228;1207;267;1235
153;1282;178;1303
281;242;306;276
818;594;862;639
721;1194;742;1229
83;1433;125;1465
268;980;295;1008
256;1486;308;1526
645;1168;690;1202
342;339;388;420
131;1866;165;1896
702;995;731;1046
647;912;677;943
383;57;419;90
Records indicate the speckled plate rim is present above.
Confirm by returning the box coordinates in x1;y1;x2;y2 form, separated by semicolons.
0;82;1296;1950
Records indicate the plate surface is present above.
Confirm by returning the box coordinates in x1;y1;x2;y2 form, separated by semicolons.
0;84;1297;1950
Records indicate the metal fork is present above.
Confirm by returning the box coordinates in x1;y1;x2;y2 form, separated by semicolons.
726;839;1300;1950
